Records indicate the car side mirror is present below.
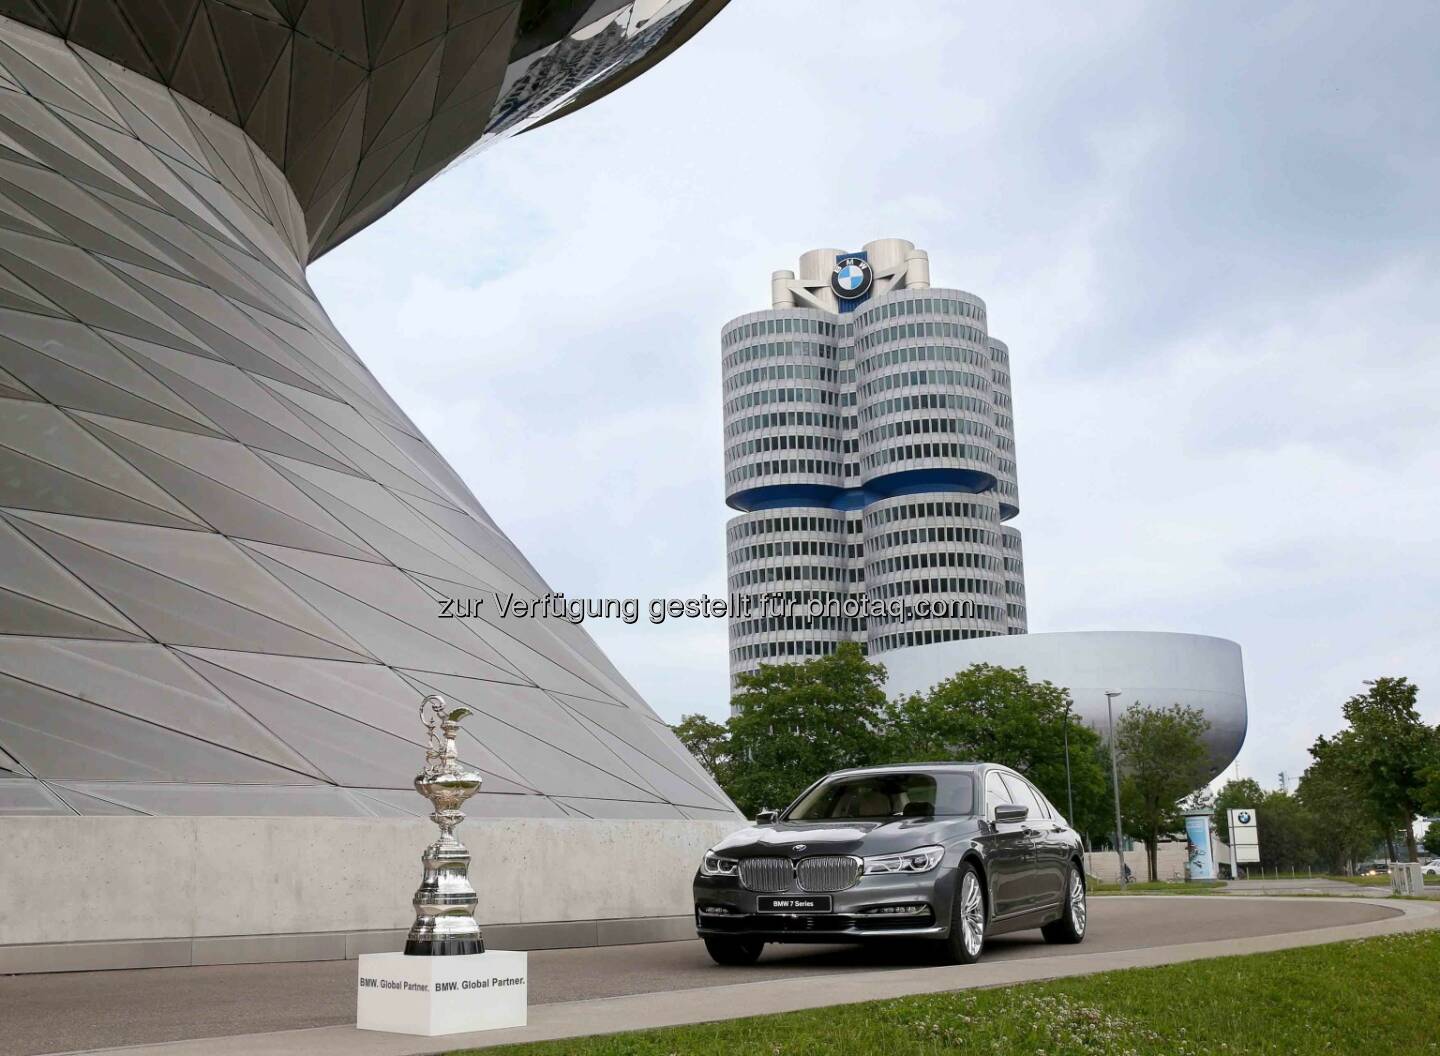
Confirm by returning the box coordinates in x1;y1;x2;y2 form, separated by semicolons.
994;803;1029;825
756;809;779;825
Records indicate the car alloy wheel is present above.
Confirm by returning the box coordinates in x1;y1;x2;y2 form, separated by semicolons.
1042;863;1088;945
1069;866;1087;936
960;869;985;957
940;861;987;964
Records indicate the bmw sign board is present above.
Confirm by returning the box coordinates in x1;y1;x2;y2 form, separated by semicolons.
831;256;874;300
1228;807;1260;864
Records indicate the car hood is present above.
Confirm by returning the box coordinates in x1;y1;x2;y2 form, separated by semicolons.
709;817;976;858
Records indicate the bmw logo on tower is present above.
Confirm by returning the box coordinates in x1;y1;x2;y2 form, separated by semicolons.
830;255;874;301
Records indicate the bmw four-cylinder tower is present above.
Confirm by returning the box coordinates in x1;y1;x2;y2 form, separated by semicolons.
722;239;1027;688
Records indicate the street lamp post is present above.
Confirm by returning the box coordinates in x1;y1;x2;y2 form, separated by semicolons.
1105;689;1126;884
1062;702;1076;828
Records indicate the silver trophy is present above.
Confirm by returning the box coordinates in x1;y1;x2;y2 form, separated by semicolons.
405;694;485;956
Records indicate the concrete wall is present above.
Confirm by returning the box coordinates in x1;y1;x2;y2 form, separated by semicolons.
1085;841;1191;883
0;817;740;973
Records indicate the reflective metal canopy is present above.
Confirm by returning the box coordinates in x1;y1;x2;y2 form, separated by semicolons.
0;0;727;258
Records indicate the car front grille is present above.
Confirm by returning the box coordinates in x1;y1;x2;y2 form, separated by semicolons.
738;857;793;893
796;855;861;892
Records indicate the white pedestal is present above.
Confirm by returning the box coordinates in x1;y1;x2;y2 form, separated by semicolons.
356;951;528;1036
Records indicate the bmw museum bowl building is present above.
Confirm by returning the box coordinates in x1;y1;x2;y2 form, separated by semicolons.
722;241;1248;776
0;1;744;975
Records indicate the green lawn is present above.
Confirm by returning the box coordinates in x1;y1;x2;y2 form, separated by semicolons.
454;931;1440;1056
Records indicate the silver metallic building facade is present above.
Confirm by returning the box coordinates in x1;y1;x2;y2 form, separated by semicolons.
0;1;740;821
723;239;1027;687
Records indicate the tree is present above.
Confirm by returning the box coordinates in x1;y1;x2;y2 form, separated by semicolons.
725;643;890;817
1253;790;1315;872
1423;819;1440;859
672;713;730;785
1329;677;1439;861
1422;761;1440;819
884;664;1110;843
1114;702;1213;881
1298;739;1384;874
1211;777;1264;844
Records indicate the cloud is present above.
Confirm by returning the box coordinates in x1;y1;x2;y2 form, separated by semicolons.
310;0;1440;791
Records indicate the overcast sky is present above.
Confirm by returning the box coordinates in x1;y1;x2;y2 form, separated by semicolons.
310;0;1440;794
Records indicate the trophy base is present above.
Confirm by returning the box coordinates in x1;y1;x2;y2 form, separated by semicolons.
404;936;486;956
357;950;527;1036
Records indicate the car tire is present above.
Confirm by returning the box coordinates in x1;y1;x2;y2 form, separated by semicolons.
702;936;764;966
941;861;987;964
1041;862;1087;945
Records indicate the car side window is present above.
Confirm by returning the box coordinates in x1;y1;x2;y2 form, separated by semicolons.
999;773;1043;820
1025;781;1052;819
984;771;1010;819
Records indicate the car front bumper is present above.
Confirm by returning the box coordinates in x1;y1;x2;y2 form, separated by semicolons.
693;868;957;942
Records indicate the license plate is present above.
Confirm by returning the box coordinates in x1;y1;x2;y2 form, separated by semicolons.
757;895;832;913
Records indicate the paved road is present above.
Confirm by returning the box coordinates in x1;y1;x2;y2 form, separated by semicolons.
0;898;1399;1056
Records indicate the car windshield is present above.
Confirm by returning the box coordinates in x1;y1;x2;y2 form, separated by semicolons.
784;771;975;821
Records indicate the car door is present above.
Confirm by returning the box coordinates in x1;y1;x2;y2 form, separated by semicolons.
1005;775;1066;910
982;769;1035;919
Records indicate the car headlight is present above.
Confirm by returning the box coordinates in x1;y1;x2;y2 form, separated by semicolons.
862;845;945;875
700;850;740;877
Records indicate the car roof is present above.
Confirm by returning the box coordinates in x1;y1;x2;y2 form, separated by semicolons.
826;762;999;777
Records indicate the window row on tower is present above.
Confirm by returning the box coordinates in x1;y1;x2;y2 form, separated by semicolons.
859;342;991;374
853;293;986;328
871;626;1007;653
723;338;837;371
723;385;840;416
725;409;846;439
857;320;988;351
722;312;850;347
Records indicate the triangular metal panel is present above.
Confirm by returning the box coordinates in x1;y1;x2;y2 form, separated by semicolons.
167;6;239;124
0;587;145;641
47;781;149;815
174;646;537;791
555;797;688;821
8;509;372;653
0;33;124;131
5;512;375;661
0;777;75;814
393;670;653;794
52;781;375;817
0;336;223;438
0;312;220;427
179;652;536;794
98;350;363;475
360;37;440;155
206;0;292;122
83;420;386;561
396;669;666;804
0;399;204;523
64;0;163;83
560;694;733;810
0;636;325;774
113;0;196;80
237;540;527;682
0;671;322;783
